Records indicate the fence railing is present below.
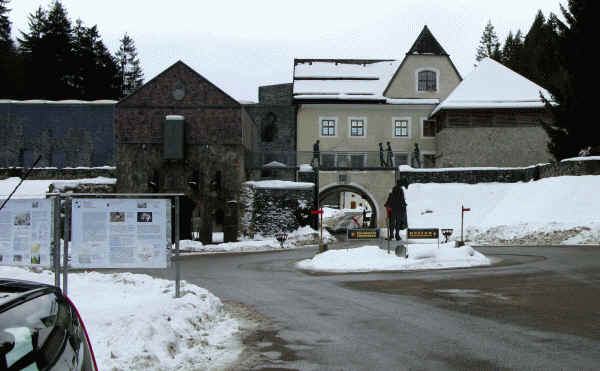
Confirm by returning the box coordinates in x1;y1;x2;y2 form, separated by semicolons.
247;151;412;170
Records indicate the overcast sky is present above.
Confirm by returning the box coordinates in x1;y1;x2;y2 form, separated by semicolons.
8;0;564;102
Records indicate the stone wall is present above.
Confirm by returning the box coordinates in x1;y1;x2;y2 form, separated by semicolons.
244;83;297;172
0;167;116;180
435;109;552;167
398;159;600;184
239;181;314;237
0;101;115;168
115;61;255;243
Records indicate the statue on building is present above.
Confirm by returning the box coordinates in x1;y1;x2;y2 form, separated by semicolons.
412;143;421;168
386;142;394;168
384;180;408;241
379;142;386;167
312;140;320;168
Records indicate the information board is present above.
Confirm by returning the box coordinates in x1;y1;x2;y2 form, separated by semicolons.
347;228;380;240
407;228;439;239
0;198;53;267
71;198;171;268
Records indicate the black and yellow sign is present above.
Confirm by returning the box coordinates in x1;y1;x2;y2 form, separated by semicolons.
407;228;439;239
347;229;380;240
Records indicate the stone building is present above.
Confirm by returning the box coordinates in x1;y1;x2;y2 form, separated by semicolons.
115;60;258;243
292;26;553;228
430;57;553;167
0;100;116;168
243;83;297;180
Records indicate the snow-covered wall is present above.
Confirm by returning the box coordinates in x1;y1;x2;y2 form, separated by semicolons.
239;180;314;236
398;158;600;184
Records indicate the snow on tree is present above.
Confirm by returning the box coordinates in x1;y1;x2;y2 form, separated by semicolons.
116;33;144;97
476;20;502;62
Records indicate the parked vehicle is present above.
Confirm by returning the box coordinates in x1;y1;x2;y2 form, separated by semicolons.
0;279;97;371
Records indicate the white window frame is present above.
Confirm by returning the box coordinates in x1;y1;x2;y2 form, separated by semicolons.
415;67;440;93
319;116;338;138
392;116;412;139
420;117;436;139
348;116;367;138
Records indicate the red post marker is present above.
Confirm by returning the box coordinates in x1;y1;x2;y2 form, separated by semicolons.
311;209;323;215
461;205;470;244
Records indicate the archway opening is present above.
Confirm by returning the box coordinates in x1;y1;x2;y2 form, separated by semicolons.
319;185;378;232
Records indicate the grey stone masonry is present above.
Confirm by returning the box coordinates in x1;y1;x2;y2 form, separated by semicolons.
398;159;600;184
0;101;115;168
244;83;297;173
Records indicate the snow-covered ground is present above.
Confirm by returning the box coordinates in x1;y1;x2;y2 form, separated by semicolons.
0;266;243;371
180;226;335;253
399;176;600;245
297;243;491;273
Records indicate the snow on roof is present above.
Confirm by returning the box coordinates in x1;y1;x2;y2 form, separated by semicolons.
432;58;552;116
293;60;401;101
165;115;184;120
263;161;287;168
244;180;314;189
0;99;117;105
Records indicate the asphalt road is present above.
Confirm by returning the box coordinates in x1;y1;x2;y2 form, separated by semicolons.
146;243;600;370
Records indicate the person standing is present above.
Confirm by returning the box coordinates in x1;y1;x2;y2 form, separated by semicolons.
312;140;320;168
379;142;386;167
386;142;394;168
412;143;421;168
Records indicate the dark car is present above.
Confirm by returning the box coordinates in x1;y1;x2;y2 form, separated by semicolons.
0;279;97;371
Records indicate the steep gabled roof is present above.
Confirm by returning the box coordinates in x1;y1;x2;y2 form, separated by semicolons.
431;57;552;116
407;25;448;56
117;60;239;106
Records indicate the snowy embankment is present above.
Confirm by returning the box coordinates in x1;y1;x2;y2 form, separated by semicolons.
297;243;490;273
0;266;242;371
179;226;336;254
403;176;600;245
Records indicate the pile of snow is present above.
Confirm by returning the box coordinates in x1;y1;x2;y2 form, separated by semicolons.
179;226;335;253
0;266;242;371
404;176;600;245
296;243;490;273
0;177;116;198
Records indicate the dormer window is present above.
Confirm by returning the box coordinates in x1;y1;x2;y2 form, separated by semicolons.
418;70;437;91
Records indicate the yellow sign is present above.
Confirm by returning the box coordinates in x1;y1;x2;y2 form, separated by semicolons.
407;228;439;239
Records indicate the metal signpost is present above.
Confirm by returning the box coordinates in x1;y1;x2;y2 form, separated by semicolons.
311;208;324;252
461;205;471;245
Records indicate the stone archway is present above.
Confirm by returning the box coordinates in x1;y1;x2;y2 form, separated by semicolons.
319;183;379;228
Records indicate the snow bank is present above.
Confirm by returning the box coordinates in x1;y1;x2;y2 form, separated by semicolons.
179;226;335;253
0;177;116;198
404;176;600;245
296;243;490;273
0;266;242;371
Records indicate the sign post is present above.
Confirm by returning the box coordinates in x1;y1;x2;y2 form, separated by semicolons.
461;205;471;245
312;209;324;252
386;206;391;254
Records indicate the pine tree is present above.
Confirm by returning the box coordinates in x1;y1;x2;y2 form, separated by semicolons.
18;1;75;99
541;0;596;160
0;0;12;52
519;11;561;89
501;30;524;72
476;20;502;62
72;20;120;99
0;0;21;98
116;33;144;97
